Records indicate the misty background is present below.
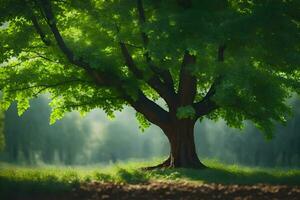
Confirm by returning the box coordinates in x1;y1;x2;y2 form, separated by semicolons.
0;95;299;168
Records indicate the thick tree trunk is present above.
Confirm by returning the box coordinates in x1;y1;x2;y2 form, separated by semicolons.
166;120;206;168
145;120;206;169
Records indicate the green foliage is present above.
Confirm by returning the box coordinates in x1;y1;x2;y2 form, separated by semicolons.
0;110;4;152
0;0;299;137
136;112;151;131
176;105;196;120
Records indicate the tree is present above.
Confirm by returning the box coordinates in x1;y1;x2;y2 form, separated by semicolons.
0;0;299;168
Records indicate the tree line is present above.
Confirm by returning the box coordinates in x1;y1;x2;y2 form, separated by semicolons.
0;96;299;167
0;96;168;165
197;98;300;168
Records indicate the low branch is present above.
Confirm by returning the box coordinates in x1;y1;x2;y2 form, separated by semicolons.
126;91;171;128
37;0;171;128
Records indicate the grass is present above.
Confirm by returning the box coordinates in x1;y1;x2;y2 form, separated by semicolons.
1;159;300;197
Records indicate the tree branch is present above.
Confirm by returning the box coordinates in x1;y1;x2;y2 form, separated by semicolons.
193;45;226;118
119;42;176;109
30;15;51;46
119;42;144;78
137;0;148;47
39;0;84;67
126;91;171;128
37;0;171;128
136;0;175;94
24;50;60;64
36;0;110;88
193;98;218;118
178;51;197;106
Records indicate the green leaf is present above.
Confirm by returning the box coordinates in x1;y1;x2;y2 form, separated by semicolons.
50;108;65;125
136;112;151;132
16;98;30;116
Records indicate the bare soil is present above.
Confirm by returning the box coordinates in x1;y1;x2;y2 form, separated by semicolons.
75;181;300;200
6;181;300;200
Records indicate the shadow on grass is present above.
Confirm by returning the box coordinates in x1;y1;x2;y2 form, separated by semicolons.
1;162;300;199
150;166;300;185
90;163;300;185
0;172;79;199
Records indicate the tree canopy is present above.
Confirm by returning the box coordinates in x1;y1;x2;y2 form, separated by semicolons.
0;0;299;139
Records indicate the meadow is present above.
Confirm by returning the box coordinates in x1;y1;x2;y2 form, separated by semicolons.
1;159;300;199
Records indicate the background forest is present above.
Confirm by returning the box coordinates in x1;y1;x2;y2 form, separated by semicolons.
0;95;299;167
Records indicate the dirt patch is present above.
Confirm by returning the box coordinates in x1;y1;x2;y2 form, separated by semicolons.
74;181;300;200
4;181;300;200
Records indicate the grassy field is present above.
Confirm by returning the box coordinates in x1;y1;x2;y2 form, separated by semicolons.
1;159;300;197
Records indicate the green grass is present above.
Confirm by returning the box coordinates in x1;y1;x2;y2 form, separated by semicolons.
1;159;300;197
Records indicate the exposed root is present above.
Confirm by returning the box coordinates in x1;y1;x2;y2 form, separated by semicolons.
141;157;171;171
141;157;208;170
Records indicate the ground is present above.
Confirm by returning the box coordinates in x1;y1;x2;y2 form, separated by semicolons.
74;181;300;200
1;160;300;199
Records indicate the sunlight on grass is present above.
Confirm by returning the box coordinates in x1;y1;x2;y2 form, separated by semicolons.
1;158;300;197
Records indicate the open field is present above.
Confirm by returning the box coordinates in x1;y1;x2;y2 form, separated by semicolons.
1;159;300;199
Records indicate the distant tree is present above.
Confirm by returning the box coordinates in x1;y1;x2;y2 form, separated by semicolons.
3;97;90;165
199;98;300;167
0;0;299;168
51;114;90;165
4;98;50;163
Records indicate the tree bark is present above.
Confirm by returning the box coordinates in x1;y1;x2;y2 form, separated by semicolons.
145;119;206;169
167;120;206;168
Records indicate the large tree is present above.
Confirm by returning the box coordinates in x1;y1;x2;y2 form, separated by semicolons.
0;0;299;168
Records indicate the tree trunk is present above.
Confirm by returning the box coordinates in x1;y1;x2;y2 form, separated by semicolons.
146;119;206;169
